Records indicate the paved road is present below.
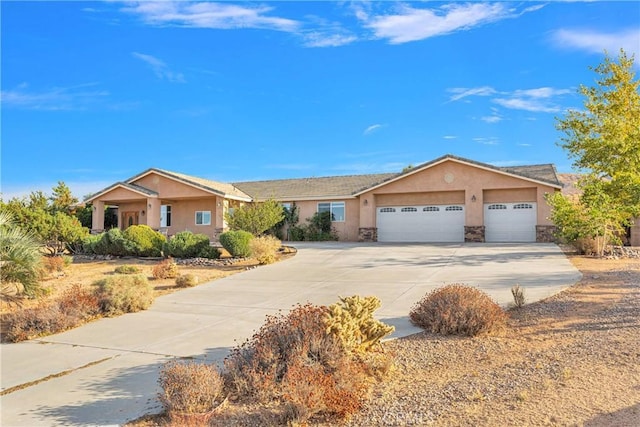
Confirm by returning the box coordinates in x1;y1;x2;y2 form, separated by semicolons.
0;243;581;426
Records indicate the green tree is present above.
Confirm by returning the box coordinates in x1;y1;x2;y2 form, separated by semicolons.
225;199;284;236
0;210;43;299
551;49;640;253
50;181;78;214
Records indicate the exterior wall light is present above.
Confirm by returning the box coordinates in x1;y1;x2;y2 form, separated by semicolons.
364;199;368;206
471;195;477;202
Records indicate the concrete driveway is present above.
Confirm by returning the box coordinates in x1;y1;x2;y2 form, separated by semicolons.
0;243;581;426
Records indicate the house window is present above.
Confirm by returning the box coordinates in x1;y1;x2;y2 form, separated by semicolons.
195;211;211;225
161;205;172;227
488;204;507;210
282;202;292;210
318;202;345;222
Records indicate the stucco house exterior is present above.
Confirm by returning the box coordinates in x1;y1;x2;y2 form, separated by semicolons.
87;154;565;243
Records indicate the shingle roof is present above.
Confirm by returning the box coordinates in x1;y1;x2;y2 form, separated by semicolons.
498;164;561;187
233;173;398;200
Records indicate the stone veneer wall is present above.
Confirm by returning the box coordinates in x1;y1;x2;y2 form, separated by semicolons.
358;227;378;242
536;225;557;243
464;226;485;243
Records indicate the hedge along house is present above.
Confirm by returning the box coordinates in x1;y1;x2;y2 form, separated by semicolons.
87;154;563;243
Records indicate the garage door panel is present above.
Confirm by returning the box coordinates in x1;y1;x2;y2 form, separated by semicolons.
485;203;536;242
377;205;464;242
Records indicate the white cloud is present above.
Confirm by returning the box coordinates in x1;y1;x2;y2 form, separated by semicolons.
448;86;497;102
552;28;640;58
363;123;384;135
303;32;357;48
132;52;185;83
0;83;109;111
443;135;457;139
361;3;536;44
449;85;572;113
122;1;299;32
481;115;503;123
518;143;532;147
473;137;499;145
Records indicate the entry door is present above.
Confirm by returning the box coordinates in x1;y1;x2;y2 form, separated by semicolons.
121;211;139;229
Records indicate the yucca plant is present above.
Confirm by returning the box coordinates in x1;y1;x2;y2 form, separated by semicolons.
0;210;44;300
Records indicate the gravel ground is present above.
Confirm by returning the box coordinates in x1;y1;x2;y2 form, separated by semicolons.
341;256;640;427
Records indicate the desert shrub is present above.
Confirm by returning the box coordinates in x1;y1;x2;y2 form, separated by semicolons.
2;284;100;342
94;274;154;316
409;284;507;337
175;274;198;288
158;361;225;415
224;299;393;424
511;285;526;308
325;295;395;353
224;303;339;400
42;256;66;273
123;225;166;257
114;264;142;274
280;351;373;423
197;245;221;259
164;231;211;258
152;258;180;279
219;230;253;258
93;228;138;256
249;235;282;265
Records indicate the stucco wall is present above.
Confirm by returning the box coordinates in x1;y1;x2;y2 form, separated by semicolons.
630;219;640;246
286;198;359;241
359;160;558;229
163;198;219;238
133;173;215;199
376;190;465;206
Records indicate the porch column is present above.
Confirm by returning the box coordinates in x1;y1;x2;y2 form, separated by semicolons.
214;196;226;240
91;201;105;233
146;197;161;229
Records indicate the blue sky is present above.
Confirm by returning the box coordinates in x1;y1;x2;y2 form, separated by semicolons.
2;1;639;200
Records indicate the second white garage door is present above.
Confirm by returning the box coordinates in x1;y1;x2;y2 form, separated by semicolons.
484;202;537;242
377;205;465;242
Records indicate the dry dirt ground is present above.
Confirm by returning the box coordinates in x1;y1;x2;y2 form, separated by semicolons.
339;254;640;427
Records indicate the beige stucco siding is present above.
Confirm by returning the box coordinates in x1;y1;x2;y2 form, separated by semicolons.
134;174;217;199
163;198;219;238
483;188;537;203
359;160;558;229
376;191;465;206
630;219;640;246
287;198;359;241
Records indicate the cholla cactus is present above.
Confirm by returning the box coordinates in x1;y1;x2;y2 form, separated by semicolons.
324;295;395;353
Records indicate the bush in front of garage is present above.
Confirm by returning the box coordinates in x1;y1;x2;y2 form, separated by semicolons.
409;284;506;336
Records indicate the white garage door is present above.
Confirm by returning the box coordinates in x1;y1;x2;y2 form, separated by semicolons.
377;205;465;242
485;203;537;242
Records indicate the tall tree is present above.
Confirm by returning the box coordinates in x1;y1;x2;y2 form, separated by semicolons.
556;49;640;213
551;49;640;254
50;181;79;214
